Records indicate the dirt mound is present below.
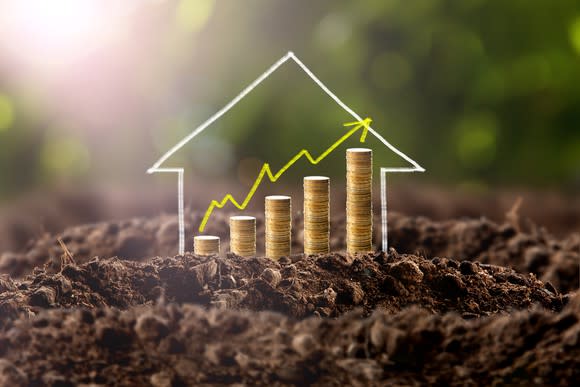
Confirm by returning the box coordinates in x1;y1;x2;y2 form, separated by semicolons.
1;252;565;329
388;214;580;292
1;293;578;386
0;209;577;385
0;214;182;278
1;211;578;293
2;185;578;255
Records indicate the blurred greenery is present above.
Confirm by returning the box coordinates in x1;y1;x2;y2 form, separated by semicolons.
0;0;579;200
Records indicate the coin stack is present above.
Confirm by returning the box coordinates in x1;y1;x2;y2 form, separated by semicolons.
346;148;373;253
193;235;220;256
229;215;256;257
265;195;292;259
303;176;330;255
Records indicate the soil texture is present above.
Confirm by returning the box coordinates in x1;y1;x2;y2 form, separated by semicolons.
2;211;578;292
0;294;579;386
0;209;578;385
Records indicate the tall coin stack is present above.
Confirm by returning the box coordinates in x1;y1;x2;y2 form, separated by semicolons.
303;176;330;255
346;148;373;253
265;195;292;259
229;215;256;257
194;235;220;256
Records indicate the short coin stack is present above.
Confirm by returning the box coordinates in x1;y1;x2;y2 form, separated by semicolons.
346;148;373;253
265;195;292;259
194;235;220;256
229;215;256;257
303;176;330;254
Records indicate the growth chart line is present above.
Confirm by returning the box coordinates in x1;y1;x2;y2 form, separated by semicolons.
198;118;372;232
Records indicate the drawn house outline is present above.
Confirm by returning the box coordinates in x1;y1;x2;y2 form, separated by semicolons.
147;51;425;255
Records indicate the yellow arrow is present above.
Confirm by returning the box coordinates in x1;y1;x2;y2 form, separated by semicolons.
198;117;373;232
344;117;371;142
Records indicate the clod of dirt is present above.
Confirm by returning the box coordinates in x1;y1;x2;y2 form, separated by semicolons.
434;273;466;298
261;268;282;287
459;260;478;275
291;333;318;357
389;260;424;284
339;282;365;305
28;286;56;307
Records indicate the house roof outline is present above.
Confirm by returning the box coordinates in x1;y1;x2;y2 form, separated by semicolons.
147;51;425;255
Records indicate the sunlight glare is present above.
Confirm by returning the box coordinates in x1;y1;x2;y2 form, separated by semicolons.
0;0;120;66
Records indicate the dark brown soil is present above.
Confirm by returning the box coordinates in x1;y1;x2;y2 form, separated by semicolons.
0;294;579;386
0;209;578;385
0;251;566;328
2;210;578;292
388;214;579;293
2;184;578;253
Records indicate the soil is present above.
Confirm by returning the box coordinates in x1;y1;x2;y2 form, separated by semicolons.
0;295;578;386
2;210;578;292
2;184;579;253
0;207;578;385
0;251;566;327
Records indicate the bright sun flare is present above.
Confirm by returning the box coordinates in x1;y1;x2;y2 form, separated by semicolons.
0;0;133;68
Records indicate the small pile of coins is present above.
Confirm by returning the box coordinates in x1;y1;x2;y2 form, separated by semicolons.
193;235;220;256
265;195;292;259
346;148;373;253
229;215;256;257
303;176;330;255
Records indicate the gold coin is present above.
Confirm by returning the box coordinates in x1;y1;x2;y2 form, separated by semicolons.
346;148;373;253
229;215;256;257
304;176;330;255
265;195;292;259
194;235;220;256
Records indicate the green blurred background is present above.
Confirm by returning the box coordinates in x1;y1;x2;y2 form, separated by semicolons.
0;0;579;203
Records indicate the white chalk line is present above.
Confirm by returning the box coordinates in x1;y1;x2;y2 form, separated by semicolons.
148;52;294;173
148;168;185;254
147;51;425;255
381;170;388;252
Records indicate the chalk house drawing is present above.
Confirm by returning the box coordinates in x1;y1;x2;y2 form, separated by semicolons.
147;51;425;255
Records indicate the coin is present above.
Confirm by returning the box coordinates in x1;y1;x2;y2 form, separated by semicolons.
194;235;220;256
346;148;373;253
230;215;256;257
265;195;292;259
304;176;330;255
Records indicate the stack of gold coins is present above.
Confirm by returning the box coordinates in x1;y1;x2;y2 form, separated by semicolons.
265;195;292;259
193;235;220;256
303;176;330;255
346;148;373;253
229;215;256;257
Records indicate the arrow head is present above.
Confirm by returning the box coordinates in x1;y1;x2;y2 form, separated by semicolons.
343;117;372;143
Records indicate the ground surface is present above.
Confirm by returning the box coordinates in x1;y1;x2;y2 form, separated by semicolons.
0;206;578;386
